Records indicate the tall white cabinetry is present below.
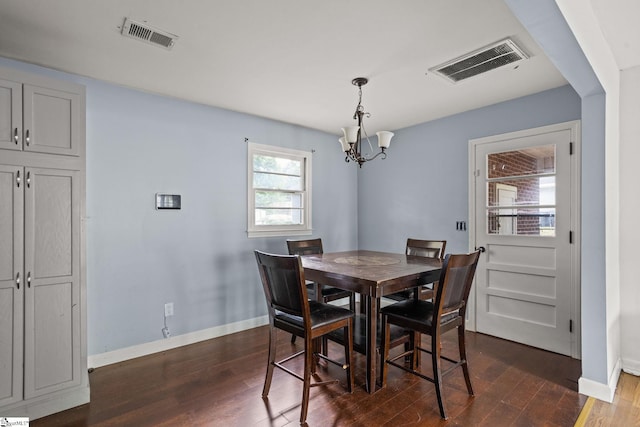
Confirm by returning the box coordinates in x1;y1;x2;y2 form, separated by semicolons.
0;65;88;418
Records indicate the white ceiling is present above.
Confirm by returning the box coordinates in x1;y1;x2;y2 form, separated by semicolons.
0;0;573;135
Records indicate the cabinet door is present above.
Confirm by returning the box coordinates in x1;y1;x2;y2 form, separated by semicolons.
23;85;80;156
0;78;22;151
23;167;81;399
0;165;24;407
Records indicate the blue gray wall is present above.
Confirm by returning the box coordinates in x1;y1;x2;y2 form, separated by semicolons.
358;85;581;254
0;56;359;355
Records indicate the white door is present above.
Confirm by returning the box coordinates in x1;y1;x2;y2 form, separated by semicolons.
470;121;580;358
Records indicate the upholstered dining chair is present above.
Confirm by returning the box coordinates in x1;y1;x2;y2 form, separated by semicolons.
287;238;357;344
380;250;481;420
255;250;354;424
386;238;446;302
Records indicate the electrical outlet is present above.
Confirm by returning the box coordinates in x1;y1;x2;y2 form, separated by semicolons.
164;302;174;317
162;327;171;338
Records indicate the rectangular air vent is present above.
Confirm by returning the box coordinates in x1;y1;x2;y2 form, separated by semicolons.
430;38;528;83
121;18;178;50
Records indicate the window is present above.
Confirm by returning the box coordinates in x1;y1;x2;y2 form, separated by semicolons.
486;144;556;236
247;142;312;237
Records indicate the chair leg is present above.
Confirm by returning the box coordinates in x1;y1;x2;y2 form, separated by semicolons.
411;331;421;369
345;319;354;393
262;325;277;397
432;331;447;420
291;333;296;344
416;332;423;367
321;336;329;357
311;338;320;374
458;326;474;395
301;335;314;424
349;292;356;312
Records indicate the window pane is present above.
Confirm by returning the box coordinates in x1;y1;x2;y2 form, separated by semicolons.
255;191;302;208
255;208;303;225
487;144;555;178
254;172;302;191
487;207;556;236
253;154;301;175
487;177;555;207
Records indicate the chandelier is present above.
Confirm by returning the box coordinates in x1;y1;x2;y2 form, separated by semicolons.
339;77;394;167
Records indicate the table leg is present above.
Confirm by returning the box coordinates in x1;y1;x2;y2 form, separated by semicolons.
366;295;378;393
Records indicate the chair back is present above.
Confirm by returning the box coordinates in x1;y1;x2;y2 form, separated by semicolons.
255;250;310;319
406;239;446;259
287;238;323;256
433;251;481;321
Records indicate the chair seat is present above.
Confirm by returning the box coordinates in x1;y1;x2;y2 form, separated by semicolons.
306;283;352;299
328;313;409;354
320;285;352;298
275;301;353;330
381;299;458;332
385;285;435;302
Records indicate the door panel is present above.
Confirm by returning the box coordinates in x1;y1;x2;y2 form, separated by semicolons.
473;124;579;357
0;79;22;151
0;165;24;406
23;167;81;398
23;85;80;156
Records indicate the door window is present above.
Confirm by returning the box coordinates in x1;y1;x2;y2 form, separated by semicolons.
486;144;556;236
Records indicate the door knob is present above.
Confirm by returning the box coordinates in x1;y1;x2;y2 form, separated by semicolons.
475;246;486;253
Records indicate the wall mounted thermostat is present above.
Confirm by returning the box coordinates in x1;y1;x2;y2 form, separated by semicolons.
156;193;181;210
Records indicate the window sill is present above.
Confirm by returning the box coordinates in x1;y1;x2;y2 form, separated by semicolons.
247;229;312;239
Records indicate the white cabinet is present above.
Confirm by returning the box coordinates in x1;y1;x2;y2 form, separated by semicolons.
0;65;87;419
0;77;81;156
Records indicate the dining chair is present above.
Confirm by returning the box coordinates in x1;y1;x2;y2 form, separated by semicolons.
385;238;446;302
255;250;354;424
379;250;481;419
287;238;357;344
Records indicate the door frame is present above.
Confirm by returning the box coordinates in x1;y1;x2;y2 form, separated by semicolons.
467;120;582;359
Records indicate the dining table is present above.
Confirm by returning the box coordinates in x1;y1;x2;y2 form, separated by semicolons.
300;250;442;393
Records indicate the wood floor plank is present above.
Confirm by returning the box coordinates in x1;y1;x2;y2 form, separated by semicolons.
30;328;590;427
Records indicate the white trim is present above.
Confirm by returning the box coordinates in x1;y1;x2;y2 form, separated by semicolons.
622;358;640;376
88;315;269;369
578;357;621;403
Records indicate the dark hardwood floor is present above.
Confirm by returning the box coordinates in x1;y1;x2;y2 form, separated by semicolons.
33;326;585;426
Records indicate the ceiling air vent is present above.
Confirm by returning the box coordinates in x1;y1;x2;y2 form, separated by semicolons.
121;18;178;50
430;38;528;83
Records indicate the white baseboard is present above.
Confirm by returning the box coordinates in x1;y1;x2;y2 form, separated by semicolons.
622;357;640;376
578;357;621;403
88;315;269;369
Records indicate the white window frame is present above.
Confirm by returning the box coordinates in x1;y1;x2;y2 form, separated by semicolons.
247;142;312;238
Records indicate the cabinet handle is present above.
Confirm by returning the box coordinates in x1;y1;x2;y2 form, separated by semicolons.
27;272;31;288
14;127;19;144
16;170;21;188
26;171;31;188
25;129;30;146
16;272;20;289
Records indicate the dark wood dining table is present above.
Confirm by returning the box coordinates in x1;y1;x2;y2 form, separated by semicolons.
300;250;442;393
